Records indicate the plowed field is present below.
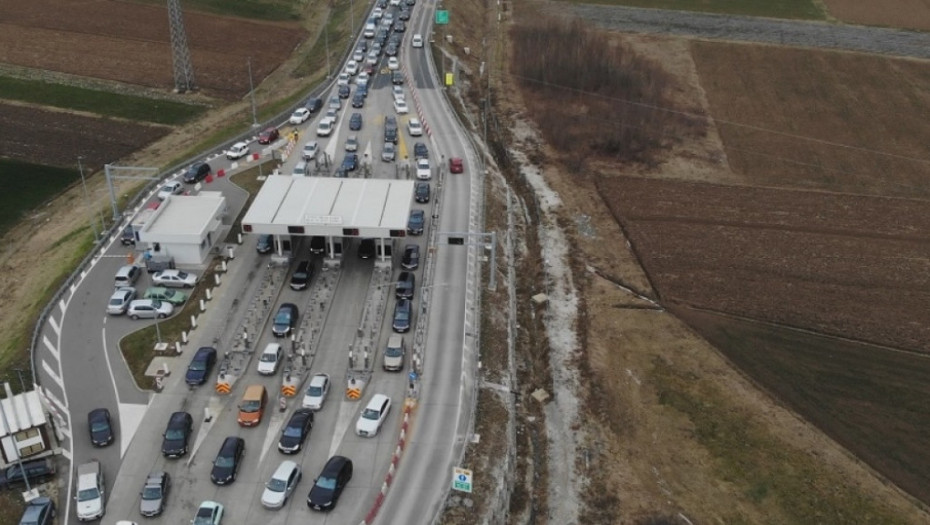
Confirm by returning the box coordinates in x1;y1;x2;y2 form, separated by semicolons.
0;0;305;99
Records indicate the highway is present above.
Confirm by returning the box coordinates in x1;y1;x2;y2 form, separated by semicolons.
32;0;481;523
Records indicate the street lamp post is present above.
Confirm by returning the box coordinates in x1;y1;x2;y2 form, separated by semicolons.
248;57;258;128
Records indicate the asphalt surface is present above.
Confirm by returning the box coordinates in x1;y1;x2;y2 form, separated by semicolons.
32;0;479;522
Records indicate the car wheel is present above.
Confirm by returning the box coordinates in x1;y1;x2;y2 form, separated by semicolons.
131;314;139;320
158;313;166;319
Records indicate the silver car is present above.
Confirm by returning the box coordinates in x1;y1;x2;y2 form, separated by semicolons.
261;460;301;509
139;471;169;517
106;287;136;315
127;299;174;320
382;142;396;162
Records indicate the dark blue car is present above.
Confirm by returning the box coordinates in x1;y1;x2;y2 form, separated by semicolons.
185;347;217;386
407;210;424;236
392;298;411;333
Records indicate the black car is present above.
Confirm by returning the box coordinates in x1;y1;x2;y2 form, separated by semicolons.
278;408;314;454
413;142;429;159
309;236;326;254
392;71;404;85
375;29;388;46
384;116;398;144
0;458;56;490
161;411;193;458
357;238;376;259
392;298;412;332
384;43;398;57
185;346;217;386
290;260;313;291
407;210;425;236
356;40;368;53
120;225;136;246
338;84;350;99
405;0;415;5
351;93;365;108
272;303;299;337
211;436;245;485
334;167;349;178
256;234;273;254
183;162;211;183
395;271;415;299
398;8;410;20
305;97;323;113
414;182;430;203
307;456;353;511
87;408;114;447
357;83;369;98
401;244;419;270
349;112;363;131
393;20;406;32
342;153;358;172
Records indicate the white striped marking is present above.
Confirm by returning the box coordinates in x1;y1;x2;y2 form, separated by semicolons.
42;335;59;361
41;359;63;388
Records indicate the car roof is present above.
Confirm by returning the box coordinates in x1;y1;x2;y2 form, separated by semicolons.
273;460;298;477
310;374;328;386
195;346;215;358
323;455;350;474
221;436;243;450
368;393;390;407
145;471;166;484
169;411;190;424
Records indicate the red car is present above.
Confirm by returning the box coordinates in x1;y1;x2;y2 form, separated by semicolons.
258;127;280;144
449;157;464;174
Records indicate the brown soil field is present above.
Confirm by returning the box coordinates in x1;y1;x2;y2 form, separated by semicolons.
824;0;930;31
0;0;305;99
0;102;170;168
689;42;930;198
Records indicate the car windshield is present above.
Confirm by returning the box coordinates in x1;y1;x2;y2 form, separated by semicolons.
294;271;308;279
142;485;162;499
386;346;403;357
161;184;174;192
109;298;123;306
283;425;303;437
396;309;409;321
275;312;291;324
77;488;99;502
150;300;162;308
176;271;189;279
240;400;261;412
316;476;337;490
189;360;206;371
362;408;381;420
307;385;323;396
90;421;109;432
215;455;235;468
260;353;277;362
165;428;185;440
163;289;178;298
193;507;214;524
267;478;286;492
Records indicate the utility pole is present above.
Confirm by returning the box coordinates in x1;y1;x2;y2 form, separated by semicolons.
166;0;196;92
77;156;99;240
248;57;258;128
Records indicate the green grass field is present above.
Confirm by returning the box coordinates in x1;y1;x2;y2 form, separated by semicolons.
0;158;78;236
0;77;206;125
133;0;301;20
563;0;825;19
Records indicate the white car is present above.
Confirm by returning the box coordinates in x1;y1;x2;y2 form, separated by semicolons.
226;141;250;160
392;85;405;100
382;142;396;162
157;180;183;200
345;135;359;152
302;140;319;161
127;299;173;320
345;60;359;75
412;33;423;48
316;117;335;137
353;49;365;62
289;107;311;125
192;501;224;525
366;50;379;66
372;6;383;18
394;98;409;115
407;118;423;137
356;71;370;86
325;107;339;122
107;287;137;315
75;461;106;521
416;158;431;180
390;0;401;6
152;269;197;288
257;343;282;375
302;373;330;410
388;57;399;71
261;460;302;509
336;72;350;87
356;393;391;437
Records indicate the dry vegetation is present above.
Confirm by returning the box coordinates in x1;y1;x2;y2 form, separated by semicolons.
823;0;930;31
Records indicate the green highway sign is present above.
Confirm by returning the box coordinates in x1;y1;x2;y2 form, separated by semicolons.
436;10;449;24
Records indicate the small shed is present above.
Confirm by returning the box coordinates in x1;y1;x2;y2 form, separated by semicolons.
0;385;52;466
137;191;228;265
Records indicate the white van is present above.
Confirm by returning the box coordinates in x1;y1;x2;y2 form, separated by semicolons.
383;335;405;371
316;117;334;137
75;461;106;521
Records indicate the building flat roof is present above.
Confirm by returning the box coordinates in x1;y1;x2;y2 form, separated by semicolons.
142;192;226;236
242;176;414;237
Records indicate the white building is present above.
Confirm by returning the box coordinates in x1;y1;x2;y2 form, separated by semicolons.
0;384;52;466
137;191;228;265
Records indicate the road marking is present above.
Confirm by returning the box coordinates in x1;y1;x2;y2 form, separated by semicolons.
41;359;63;387
118;403;149;459
61;447;72;460
42;335;59;361
329;398;358;458
259;409;288;465
47;314;60;336
41;386;69;413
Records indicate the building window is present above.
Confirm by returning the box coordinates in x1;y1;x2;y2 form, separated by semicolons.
13;428;45;457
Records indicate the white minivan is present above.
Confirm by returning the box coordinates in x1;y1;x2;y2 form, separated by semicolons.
383;335;405;371
75;461;106;521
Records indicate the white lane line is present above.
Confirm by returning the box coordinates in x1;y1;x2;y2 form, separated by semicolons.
58;297;67;314
118;403;149;459
47;315;60;336
61;448;72;460
100;326;123;405
259;410;288;466
42;335;60;361
41;360;63;388
328;398;358;459
42;386;69;412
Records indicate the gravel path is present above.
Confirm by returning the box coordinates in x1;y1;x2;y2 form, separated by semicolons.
551;4;930;59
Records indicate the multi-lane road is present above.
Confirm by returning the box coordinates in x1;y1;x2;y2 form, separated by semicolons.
32;0;482;523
